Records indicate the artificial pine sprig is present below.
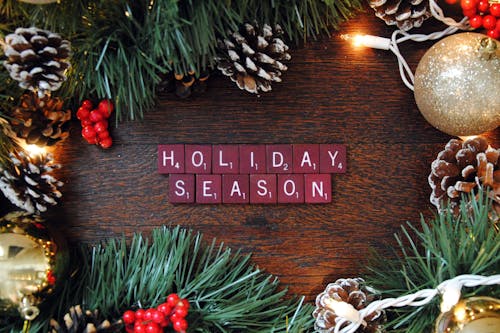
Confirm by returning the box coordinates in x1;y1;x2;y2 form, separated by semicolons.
365;190;500;333
0;226;314;332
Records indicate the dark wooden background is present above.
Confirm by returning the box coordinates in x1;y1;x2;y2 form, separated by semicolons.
5;8;499;302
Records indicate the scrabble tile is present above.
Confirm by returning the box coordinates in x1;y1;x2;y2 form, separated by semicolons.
223;174;249;203
249;174;277;204
320;144;347;173
293;144;320;173
213;145;239;174
185;145;212;174
240;145;266;174
158;145;184;174
196;175;221;204
168;174;194;203
277;174;304;203
266;145;293;173
305;174;331;203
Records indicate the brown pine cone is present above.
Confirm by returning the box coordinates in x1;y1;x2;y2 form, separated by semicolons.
313;278;385;333
3;27;71;96
429;137;500;215
369;0;432;31
157;70;210;99
50;305;121;333
216;22;291;94
10;92;71;146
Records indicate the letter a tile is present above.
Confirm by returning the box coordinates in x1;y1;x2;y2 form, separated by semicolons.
293;144;319;173
222;174;249;203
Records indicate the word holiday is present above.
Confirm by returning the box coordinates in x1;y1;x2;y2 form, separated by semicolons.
158;144;346;204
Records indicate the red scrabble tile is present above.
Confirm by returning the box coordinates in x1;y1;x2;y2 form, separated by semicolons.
196;175;221;204
305;174;331;203
213;145;239;174
320;144;347;173
158;145;184;174
185;145;212;174
223;175;249;203
277;174;304;203
168;174;194;203
266;145;293;173
240;145;266;174
249;174;277;204
293;144;319;173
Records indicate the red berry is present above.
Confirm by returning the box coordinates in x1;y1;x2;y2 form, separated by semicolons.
151;310;164;324
145;323;161;333
180;299;190;310
174;306;188;318
82;126;96;140
89;110;105;123
144;308;156;321
167;294;180;307
99;136;113;149
469;15;483;28
483;15;497;30
157;303;172;315
169;312;181;322
496;18;500;30
81;119;93;127
172;319;188;332
477;0;490;13
76;107;90;120
81;99;93;110
463;8;477;17
98;130;110;140
134;322;146;333
491;4;500;17
461;0;477;11
135;309;146;320
94;120;108;133
98;99;114;118
159;318;170;328
123;310;136;325
487;29;500;39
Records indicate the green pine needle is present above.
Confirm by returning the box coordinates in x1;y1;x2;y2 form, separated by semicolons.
365;190;500;333
1;226;314;333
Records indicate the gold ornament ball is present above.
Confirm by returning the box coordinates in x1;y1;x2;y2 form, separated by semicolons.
0;212;67;320
435;296;500;333
414;33;500;137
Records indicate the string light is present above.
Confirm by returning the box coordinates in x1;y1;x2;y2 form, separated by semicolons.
21;144;47;158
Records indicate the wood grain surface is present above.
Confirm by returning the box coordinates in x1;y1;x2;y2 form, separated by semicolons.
3;9;498;301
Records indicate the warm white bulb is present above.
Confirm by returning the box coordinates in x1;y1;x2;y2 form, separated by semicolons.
441;281;462;313
341;34;391;50
323;297;361;323
24;144;47;158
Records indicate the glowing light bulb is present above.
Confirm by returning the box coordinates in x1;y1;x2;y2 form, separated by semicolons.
23;144;47;158
323;296;361;323
341;34;392;50
441;280;462;313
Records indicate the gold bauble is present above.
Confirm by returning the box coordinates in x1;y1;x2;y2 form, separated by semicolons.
0;212;67;320
414;33;500;136
435;297;500;333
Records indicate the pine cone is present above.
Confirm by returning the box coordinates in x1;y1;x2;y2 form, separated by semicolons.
313;278;385;333
157;70;210;99
50;305;121;333
429;137;500;215
10;92;71;146
3;27;71;96
0;151;62;214
369;0;431;31
216;23;291;94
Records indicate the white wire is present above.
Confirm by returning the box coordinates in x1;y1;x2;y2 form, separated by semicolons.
330;274;500;333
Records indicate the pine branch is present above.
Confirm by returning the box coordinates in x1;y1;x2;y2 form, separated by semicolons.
365;191;500;333
1;226;314;332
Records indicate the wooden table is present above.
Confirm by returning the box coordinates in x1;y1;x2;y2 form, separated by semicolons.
5;9;497;302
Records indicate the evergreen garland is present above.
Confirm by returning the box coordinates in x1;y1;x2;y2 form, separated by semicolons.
0;0;362;122
1;226;314;333
364;192;500;332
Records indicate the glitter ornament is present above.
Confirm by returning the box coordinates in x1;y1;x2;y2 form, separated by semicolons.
414;33;500;136
435;297;500;333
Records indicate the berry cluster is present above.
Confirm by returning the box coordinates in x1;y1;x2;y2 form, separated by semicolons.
453;0;500;39
122;294;190;333
76;99;114;149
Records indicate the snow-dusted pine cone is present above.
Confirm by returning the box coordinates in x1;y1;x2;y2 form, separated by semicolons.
313;278;385;333
2;27;71;96
429;137;500;215
10;92;71;146
216;23;291;94
0;151;62;214
50;305;121;333
369;0;431;31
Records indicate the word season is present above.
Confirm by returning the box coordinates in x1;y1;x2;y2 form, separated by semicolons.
158;144;346;204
